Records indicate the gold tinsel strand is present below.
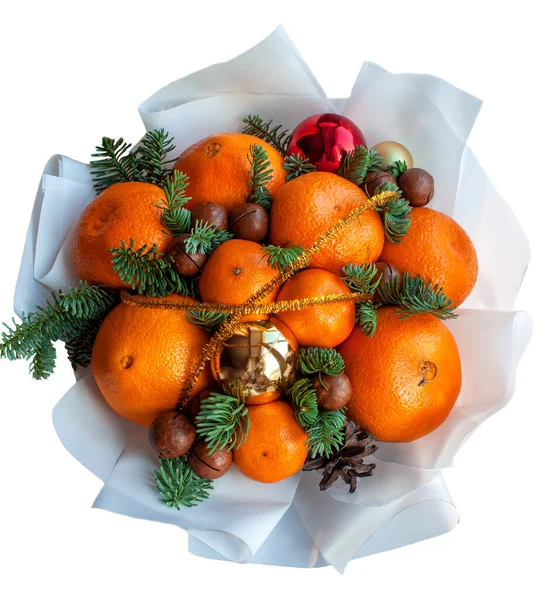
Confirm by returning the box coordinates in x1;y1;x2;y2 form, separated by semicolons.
122;189;398;407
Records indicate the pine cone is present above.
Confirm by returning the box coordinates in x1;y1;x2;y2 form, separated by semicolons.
303;421;378;493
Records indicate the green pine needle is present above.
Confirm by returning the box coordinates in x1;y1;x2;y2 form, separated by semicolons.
0;283;117;379
195;392;250;453
247;144;273;209
341;263;381;296
185;308;228;331
242;115;291;155
157;170;192;236
283;154;317;181
183;220;233;255
288;378;319;428
374;182;412;243
65;320;102;370
262;244;305;271
306;408;346;459
297;347;345;377
356;301;379;336
154;456;213;509
90;129;177;193
110;239;192;297
337;146;382;186
386;160;408;179
377;272;458;319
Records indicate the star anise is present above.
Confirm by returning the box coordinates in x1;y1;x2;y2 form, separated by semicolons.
303;421;378;493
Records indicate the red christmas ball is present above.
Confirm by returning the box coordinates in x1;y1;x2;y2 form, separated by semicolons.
287;113;366;173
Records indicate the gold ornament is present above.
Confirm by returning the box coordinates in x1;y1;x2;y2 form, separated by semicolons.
373;141;414;170
211;318;298;405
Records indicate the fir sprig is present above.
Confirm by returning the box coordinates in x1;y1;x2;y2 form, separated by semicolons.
0;283;117;379
110;239;192;297
65;320;102;370
262;244;305;271
183;220;233;255
297;347;345;377
288;378;319;428
386;160;408;179
283;154;317;181
157;170;192;236
247;144;273;209
195;392;250;453
341;263;381;296
154;456;213;509
337;146;382;186
376;272;458;319
185;308;228;332
242;115;291;155
374;182;412;243
356;301;379;336
90;129;177;193
306;408;347;459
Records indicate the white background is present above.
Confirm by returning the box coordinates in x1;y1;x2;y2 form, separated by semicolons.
1;1;544;598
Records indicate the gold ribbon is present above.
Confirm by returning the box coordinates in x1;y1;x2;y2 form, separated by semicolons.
120;189;397;407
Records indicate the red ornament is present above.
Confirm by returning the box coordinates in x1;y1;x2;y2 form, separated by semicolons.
287;113;366;173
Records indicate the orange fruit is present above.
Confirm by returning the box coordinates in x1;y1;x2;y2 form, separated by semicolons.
233;401;308;483
338;307;462;442
198;239;280;308
275;268;355;348
92;295;212;426
72;182;170;288
174;133;286;212
269;171;384;275
380;207;478;307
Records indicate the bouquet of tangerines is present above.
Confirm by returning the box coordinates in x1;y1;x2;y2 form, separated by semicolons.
0;110;478;506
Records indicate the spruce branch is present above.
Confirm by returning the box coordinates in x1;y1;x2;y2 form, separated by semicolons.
183;220;233;255
242;114;291;155
65;320;102;370
90;137;136;193
58;282;118;319
157;170;192;236
297;347;345;377
154;456;213;509
386;160;408;179
185;308;228;332
262;244;305;271
195;392;250;453
29;341;57;381
135;129;176;187
306;408;347;459
374;182;412;243
341;263;381;296
283;154;317;181
337;146;382;186
377;272;458;319
110;239;192;297
288;378;319;428
356;301;379;337
247;144;273;209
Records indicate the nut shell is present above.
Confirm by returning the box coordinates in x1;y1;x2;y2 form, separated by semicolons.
191;202;229;230
229;203;269;242
372;261;401;294
398;168;434;207
149;411;196;458
167;233;207;276
362;171;396;197
188;440;233;479
312;373;352;411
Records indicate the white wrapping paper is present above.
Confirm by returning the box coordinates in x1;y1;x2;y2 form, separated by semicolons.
14;26;531;572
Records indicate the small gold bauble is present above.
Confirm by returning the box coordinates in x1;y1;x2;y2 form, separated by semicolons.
211;318;298;405
373;141;414;171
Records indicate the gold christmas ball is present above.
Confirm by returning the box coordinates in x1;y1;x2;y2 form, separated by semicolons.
373;141;414;171
211;318;298;405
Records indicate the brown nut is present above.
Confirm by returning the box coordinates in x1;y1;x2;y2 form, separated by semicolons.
398;168;434;207
362;171;397;197
167;233;207;276
191;202;229;230
312;373;352;411
188;440;233;480
372;261;401;294
149;411;196;458
229;203;269;242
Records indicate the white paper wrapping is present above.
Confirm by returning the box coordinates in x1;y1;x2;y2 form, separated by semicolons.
14;26;531;572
